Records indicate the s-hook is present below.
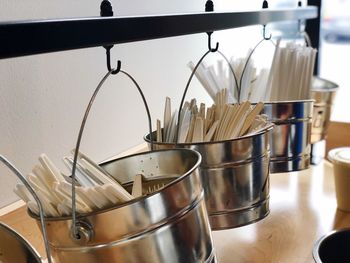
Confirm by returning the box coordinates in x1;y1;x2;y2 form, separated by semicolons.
205;0;219;52
262;0;272;40
101;0;121;74
297;0;312;47
297;0;303;36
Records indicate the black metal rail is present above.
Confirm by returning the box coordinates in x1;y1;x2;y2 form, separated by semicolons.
0;7;317;59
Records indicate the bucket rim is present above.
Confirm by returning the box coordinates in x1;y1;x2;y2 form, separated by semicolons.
260;99;315;105
312;76;339;92
312;227;350;263
144;124;274;147
0;222;43;262
28;148;202;222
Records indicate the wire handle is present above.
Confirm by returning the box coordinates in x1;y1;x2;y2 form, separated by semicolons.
173;0;238;144
71;68;153;239
237;1;277;102
0;156;53;263
238;37;275;102
297;1;313;47
303;31;312;47
174;49;238;145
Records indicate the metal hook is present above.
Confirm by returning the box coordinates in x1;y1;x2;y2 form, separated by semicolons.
101;0;121;74
207;32;219;52
105;46;121;74
205;0;219;52
262;0;272;40
71;69;153;239
262;25;272;40
297;1;302;35
296;1;312;46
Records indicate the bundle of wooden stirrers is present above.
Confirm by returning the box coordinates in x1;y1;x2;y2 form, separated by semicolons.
14;152;164;217
156;89;269;143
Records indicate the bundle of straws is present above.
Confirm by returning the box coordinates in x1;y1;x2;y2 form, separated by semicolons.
189;39;317;102
156;89;269;143
188;51;269;103
265;39;317;101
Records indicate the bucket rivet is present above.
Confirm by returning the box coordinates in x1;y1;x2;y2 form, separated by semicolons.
71;221;93;244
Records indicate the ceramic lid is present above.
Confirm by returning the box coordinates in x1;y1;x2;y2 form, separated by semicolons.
328;147;350;166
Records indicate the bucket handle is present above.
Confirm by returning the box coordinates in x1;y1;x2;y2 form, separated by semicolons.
175;49;239;145
297;1;312;48
70;68;153;239
300;31;312;47
0;156;53;263
238;35;276;103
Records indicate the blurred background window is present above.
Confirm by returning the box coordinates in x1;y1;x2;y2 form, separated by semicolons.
268;0;349;122
320;0;350;122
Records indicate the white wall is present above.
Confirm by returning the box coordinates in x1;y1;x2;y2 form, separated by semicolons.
0;0;269;207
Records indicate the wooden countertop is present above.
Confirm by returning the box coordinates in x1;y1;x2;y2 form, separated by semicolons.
213;160;350;263
1;160;349;262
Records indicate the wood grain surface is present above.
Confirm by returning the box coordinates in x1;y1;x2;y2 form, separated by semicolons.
213;160;349;263
326;121;350;155
0;205;44;257
0;160;348;263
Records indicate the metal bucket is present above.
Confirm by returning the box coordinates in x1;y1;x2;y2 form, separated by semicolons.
311;77;338;144
30;148;216;263
261;100;314;173
144;126;272;230
0;222;42;263
313;228;350;263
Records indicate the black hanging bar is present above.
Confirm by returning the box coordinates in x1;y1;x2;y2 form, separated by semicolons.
0;7;317;59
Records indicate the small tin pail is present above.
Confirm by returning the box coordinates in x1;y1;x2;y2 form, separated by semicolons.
313;228;350;263
262;100;314;173
145;126;273;230
26;68;216;263
30;149;216;263
0;222;42;263
311;77;338;144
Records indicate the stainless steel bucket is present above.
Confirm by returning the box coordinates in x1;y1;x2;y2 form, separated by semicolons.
0;222;42;263
30;149;216;263
313;228;350;263
262;100;314;173
311;77;339;144
144;126;272;230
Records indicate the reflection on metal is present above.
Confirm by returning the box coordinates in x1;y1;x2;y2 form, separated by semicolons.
145;126;273;230
311;77;339;144
31;149;216;263
262;100;314;173
0;222;42;263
